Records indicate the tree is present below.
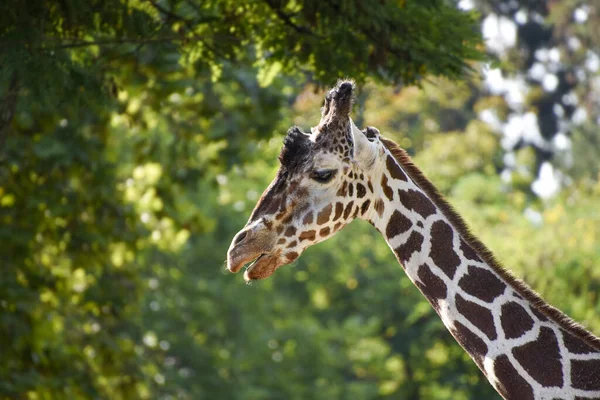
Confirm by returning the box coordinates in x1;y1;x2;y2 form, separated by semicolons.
467;0;600;193
0;1;484;398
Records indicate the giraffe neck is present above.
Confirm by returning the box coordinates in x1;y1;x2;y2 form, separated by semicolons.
368;140;600;400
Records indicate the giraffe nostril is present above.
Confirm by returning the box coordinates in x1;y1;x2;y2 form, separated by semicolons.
233;231;248;246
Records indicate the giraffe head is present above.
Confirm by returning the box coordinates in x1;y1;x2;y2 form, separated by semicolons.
227;81;387;281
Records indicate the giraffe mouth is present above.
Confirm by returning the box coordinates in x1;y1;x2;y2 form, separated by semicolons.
244;253;266;271
243;252;282;282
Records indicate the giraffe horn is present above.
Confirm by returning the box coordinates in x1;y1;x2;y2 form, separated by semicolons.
328;80;355;120
317;80;355;128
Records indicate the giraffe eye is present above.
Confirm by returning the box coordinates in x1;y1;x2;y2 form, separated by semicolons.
311;169;336;183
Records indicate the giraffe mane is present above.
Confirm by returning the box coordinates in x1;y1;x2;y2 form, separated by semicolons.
380;136;600;351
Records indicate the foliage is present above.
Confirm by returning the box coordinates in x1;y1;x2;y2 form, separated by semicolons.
1;1;599;399
470;0;600;182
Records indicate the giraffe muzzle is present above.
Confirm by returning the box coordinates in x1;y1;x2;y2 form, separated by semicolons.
226;223;277;275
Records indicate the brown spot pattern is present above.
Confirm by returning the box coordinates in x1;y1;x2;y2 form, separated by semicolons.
285;226;297;237
458;265;506;303
429;220;461;279
333;202;344;221
562;330;597;354
394;231;424;265
460;239;482;262
356;183;366;198
317;204;332;225
386;155;407;181
277;238;286;245
385;210;412;239
348;183;354;197
367;180;373;192
512;327;563;387
415;264;447;303
399;189;437;218
303;212;313;225
500;302;534;339
360;200;371;216
319;227;330;237
286;240;297;248
381;174;394;201
493;355;534;400
299;230;316;242
456;294;497;340
571;359;600;390
337;181;348;197
265;196;283;215
374;199;384;217
343;201;354;219
276;225;284;234
452;321;488;370
285;252;299;262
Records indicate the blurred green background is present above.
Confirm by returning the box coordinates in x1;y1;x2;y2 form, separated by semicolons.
1;0;599;399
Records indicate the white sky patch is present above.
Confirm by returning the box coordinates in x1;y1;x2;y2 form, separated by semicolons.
548;47;561;64
528;62;546;81
568;37;582;51
458;0;474;10
141;212;151;224
574;6;589;23
501;169;512;183
553;133;571;151
524;208;543;226
502;112;545;150
542;74;559;92
532;162;561;199
504;76;529;109
479;109;503;132
530;11;545;24
483;14;517;55
535;48;550;63
502;114;524;149
521;112;544;146
503;151;516;168
168;92;182;104
585;50;600;72
484;67;505;94
515;9;527;24
553;104;565;118
484;68;528;108
562;91;578;106
572;107;588;125
216;174;228;185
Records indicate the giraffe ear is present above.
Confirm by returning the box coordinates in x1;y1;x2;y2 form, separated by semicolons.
350;119;378;167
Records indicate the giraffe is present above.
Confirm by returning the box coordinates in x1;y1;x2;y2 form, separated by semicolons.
226;81;600;399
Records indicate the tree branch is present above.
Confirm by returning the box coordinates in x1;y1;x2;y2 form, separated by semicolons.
263;0;319;36
0;74;19;155
145;0;229;59
36;36;184;50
